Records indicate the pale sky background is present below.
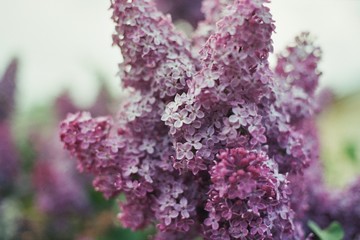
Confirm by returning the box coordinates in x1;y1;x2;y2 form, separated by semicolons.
0;0;360;112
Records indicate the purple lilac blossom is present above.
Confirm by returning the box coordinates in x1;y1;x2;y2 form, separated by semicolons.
62;0;200;236
271;38;333;238
164;0;277;173
270;33;322;173
192;0;232;54
60;0;329;238
204;148;294;239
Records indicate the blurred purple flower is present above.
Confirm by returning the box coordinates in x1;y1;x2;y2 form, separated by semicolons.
0;123;18;196
0;59;19;197
32;136;90;216
0;59;17;120
331;178;360;239
55;81;113;119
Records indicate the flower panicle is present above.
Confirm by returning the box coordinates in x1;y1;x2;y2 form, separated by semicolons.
59;0;330;238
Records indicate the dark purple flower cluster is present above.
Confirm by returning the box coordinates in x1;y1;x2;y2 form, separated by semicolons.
59;0;344;239
204;148;293;239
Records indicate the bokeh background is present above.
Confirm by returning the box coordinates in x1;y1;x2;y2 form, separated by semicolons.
0;0;359;239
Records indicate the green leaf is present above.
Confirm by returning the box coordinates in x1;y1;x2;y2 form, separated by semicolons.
344;142;358;164
308;220;344;240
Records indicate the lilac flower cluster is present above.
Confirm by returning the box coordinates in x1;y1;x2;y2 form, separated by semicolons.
204;148;294;239
59;0;342;239
0;59;19;197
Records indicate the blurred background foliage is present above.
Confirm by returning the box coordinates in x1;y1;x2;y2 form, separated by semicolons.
318;92;360;187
